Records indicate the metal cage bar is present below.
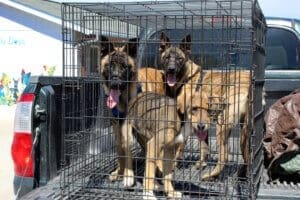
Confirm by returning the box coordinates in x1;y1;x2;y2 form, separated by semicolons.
61;0;266;199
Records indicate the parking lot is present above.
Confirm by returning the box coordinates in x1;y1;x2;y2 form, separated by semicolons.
0;105;16;200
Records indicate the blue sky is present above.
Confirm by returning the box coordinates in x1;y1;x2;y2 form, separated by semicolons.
258;0;300;19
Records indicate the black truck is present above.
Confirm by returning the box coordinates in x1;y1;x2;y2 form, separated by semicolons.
11;1;300;199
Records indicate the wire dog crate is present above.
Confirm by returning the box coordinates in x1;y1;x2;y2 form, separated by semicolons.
61;0;266;199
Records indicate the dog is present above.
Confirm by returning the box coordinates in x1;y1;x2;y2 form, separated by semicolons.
98;36;165;187
122;92;183;199
159;32;209;168
159;32;201;114
99;36;139;113
138;67;165;95
186;70;251;180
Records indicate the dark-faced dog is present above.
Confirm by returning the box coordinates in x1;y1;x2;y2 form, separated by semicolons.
98;36;166;187
122;92;183;199
99;36;138;112
159;32;201;114
159;32;209;171
98;36;138;186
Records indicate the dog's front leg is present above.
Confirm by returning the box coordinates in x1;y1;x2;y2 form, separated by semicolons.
201;124;228;181
122;120;134;187
163;146;182;199
195;140;208;169
109;122;126;181
143;137;157;200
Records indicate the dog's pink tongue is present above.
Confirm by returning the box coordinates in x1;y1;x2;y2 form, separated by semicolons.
106;89;121;109
167;74;176;87
196;130;208;141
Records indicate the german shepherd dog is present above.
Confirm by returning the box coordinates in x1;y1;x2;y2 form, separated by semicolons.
98;36;165;187
122;92;183;199
186;71;251;180
159;32;201;114
159;32;209;168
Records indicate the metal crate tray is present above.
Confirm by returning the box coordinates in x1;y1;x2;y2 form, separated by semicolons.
61;127;250;199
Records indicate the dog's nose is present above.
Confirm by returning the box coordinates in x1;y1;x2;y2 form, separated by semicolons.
167;67;176;73
110;76;121;88
197;123;206;131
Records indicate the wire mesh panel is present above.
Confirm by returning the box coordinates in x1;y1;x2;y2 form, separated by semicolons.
61;0;266;199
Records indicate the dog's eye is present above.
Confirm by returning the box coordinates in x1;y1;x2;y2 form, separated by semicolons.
124;64;132;70
177;57;184;62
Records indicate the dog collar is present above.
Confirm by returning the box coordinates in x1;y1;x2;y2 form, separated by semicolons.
111;107;126;118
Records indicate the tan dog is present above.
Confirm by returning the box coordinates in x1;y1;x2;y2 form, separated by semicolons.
138;67;165;95
98;36;165;187
122;92;183;199
159;32;201;114
186;71;251;180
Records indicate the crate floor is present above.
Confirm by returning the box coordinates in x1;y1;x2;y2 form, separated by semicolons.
22;124;299;199
21;167;300;200
77;160;249;200
61;126;250;199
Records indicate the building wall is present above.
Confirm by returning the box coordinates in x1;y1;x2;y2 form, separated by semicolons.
0;3;62;105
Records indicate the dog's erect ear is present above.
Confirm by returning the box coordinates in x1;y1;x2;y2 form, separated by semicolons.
179;34;191;54
159;32;171;53
123;38;139;58
100;35;114;58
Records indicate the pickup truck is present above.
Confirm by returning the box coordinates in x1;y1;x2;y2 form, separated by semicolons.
11;14;300;200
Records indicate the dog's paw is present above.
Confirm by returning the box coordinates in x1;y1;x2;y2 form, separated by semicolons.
195;160;207;169
167;191;182;199
123;169;134;187
201;164;222;181
143;191;157;200
201;172;215;181
154;182;163;191
109;168;122;181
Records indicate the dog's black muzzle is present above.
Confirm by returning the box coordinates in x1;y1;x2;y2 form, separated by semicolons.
164;56;184;78
197;122;206;132
166;67;176;75
109;75;125;90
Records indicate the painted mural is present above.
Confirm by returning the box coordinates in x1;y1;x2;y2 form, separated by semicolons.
0;14;62;106
0;65;56;105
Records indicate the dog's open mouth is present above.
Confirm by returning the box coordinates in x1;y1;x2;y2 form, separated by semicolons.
106;89;121;109
166;73;176;87
194;128;208;141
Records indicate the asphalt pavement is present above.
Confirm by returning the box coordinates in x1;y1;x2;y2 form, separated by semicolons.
0;105;16;200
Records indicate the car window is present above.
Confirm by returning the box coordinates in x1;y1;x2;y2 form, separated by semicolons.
140;29;251;70
266;27;300;70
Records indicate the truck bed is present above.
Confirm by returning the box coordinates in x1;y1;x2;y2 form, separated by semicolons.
20;127;300;199
21;170;300;200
